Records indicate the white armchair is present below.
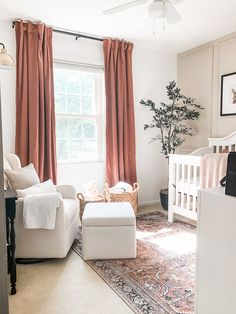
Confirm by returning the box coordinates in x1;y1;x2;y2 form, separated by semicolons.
4;154;79;259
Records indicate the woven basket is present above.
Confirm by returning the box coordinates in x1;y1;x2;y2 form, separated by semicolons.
104;183;139;214
77;193;106;221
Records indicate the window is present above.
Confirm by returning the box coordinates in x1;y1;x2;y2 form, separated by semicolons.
54;62;104;163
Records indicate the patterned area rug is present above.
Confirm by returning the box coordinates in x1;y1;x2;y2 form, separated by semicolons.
72;212;196;314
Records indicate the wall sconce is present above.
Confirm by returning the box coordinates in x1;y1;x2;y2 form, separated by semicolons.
0;43;14;69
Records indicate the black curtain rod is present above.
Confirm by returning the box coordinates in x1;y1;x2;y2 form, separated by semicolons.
12;21;104;42
53;28;103;42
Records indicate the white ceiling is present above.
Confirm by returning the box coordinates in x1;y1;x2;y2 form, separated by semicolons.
0;0;236;53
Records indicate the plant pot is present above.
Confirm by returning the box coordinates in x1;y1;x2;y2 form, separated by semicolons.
160;188;168;211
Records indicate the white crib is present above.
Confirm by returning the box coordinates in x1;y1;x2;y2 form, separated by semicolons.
168;131;236;223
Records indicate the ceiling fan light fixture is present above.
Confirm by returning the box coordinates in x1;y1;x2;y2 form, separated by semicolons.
103;0;181;35
148;1;164;19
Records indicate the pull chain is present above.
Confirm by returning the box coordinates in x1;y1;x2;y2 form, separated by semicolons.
153;17;156;36
163;0;166;30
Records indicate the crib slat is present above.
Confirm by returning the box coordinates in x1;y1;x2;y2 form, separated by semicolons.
193;166;197;186
193;196;197;212
213;146;217;153
168;158;175;223
175;164;180;206
186;165;191;210
181;164;185;208
231;144;235;152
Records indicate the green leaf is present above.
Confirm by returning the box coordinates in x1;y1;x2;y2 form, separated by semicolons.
140;80;203;155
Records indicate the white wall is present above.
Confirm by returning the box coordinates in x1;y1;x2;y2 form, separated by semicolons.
0;21;16;153
0;20;177;205
133;48;177;205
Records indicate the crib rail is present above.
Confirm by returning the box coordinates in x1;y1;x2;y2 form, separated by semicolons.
168;154;201;223
208;131;236;153
167;131;236;223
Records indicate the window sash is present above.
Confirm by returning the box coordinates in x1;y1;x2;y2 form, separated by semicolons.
54;61;104;164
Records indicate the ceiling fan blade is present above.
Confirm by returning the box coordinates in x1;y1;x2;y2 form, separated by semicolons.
170;0;181;4
165;2;181;24
103;0;149;15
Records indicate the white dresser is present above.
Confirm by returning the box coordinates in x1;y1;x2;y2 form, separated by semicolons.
196;187;236;314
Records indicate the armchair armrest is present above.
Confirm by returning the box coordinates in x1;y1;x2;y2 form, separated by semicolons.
16;197;68;231
55;185;77;199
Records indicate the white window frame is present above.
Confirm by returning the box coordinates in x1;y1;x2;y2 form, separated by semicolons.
54;60;105;165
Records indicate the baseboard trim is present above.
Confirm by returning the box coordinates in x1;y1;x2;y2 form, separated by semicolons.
139;200;160;208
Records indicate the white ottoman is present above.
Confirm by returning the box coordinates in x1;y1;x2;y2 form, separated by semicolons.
82;202;136;260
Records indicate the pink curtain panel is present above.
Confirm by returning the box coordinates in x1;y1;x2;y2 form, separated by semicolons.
15;21;57;183
103;38;137;186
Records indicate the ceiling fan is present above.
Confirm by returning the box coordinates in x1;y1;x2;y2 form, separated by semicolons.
103;0;181;26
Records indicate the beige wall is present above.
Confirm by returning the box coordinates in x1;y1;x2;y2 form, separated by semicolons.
178;32;236;150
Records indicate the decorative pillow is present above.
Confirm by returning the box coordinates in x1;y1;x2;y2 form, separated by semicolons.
16;179;57;198
5;163;40;193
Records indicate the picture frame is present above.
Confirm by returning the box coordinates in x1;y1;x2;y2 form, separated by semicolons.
220;72;236;116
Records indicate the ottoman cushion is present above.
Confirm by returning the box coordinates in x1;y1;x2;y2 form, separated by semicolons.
82;202;135;227
82;202;136;260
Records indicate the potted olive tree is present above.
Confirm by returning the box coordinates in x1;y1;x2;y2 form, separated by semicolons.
141;81;203;210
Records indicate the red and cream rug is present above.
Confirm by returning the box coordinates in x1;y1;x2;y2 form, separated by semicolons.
72;212;196;314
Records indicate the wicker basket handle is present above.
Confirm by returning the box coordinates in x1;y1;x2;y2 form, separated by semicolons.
105;182;139;193
77;192;85;202
133;183;139;192
104;183;110;201
97;194;105;200
104;183;109;190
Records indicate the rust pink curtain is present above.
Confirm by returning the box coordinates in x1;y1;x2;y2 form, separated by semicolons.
15;21;57;183
103;39;137;186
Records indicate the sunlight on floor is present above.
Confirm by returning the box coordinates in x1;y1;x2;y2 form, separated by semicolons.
136;228;172;240
149;232;196;255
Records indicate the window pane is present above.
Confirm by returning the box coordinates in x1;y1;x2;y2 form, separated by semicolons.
68;95;81;113
83;139;97;153
67;72;81;93
56;117;68;138
55;93;67;113
57;140;68;161
69;119;82;138
54;71;66;93
81;96;95;114
81;73;95;95
82;120;96;139
68;139;97;161
80;139;97;160
69;140;82;160
57;118;97;160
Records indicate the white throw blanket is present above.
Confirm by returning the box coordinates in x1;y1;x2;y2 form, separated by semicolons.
23;193;62;229
200;153;228;189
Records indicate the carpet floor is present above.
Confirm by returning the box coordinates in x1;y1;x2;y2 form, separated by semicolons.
72;212;196;314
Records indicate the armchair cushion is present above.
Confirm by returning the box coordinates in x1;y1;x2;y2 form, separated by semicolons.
5;163;40;192
16;179;57;198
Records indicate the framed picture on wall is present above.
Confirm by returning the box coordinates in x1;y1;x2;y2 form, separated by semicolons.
221;72;236;116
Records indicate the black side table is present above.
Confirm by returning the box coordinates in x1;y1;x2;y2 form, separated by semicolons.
5;197;17;295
